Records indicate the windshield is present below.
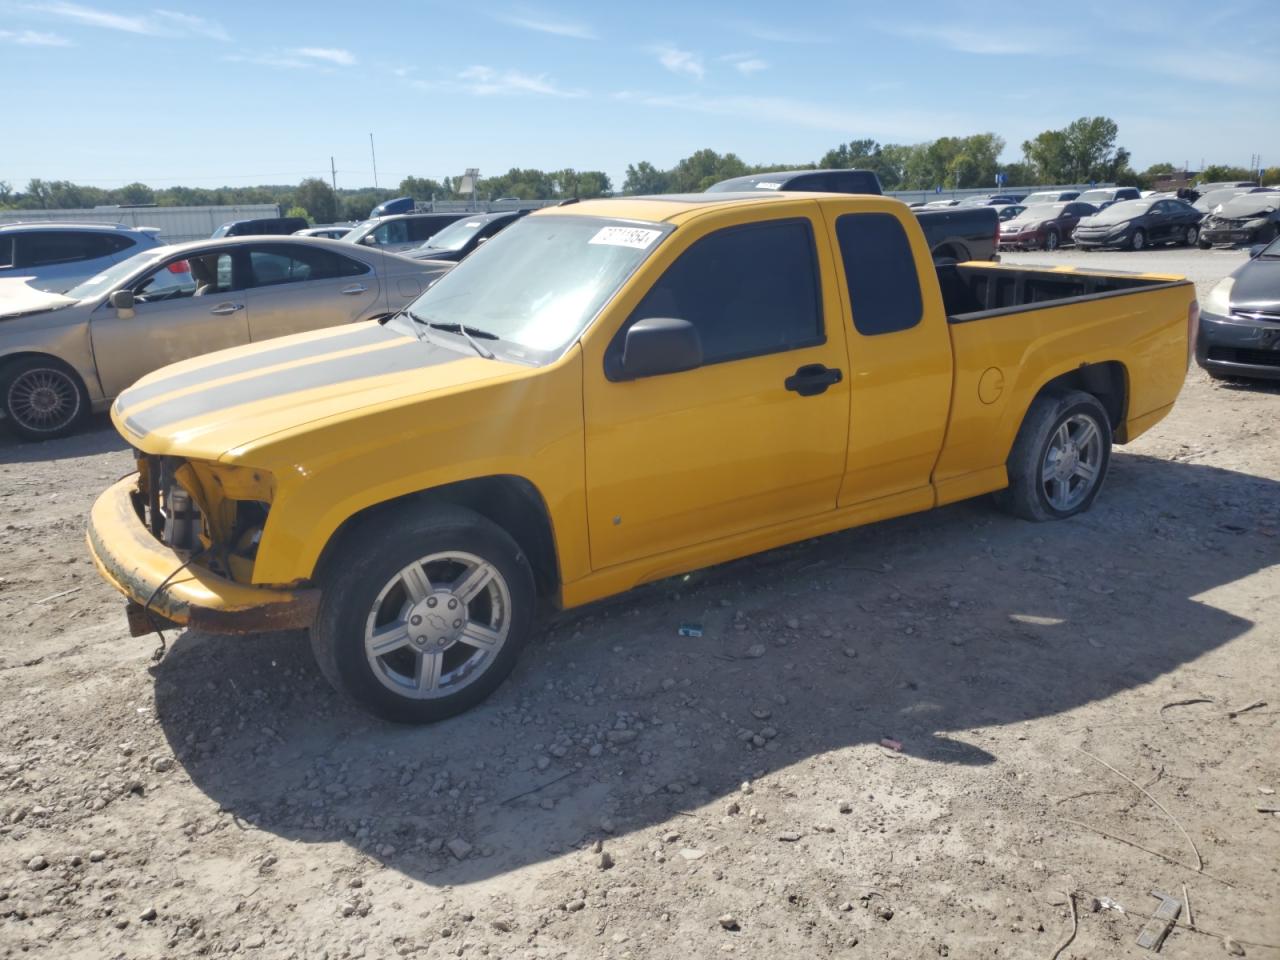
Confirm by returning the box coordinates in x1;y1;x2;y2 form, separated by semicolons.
417;217;488;253
1076;190;1114;204
396;216;671;363
1095;200;1152;223
62;248;167;301
1021;192;1061;205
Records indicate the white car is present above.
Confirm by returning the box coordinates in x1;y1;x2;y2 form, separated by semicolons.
0;222;164;294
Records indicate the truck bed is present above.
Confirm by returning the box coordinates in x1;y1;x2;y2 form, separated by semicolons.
937;262;1186;321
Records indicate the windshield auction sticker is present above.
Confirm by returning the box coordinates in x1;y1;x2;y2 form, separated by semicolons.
589;226;662;249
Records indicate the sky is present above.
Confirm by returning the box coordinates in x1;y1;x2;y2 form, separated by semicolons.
1;0;1277;192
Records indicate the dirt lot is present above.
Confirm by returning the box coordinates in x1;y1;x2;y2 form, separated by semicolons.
1;246;1277;960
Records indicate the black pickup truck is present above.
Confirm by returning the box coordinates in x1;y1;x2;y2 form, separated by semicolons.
706;169;999;263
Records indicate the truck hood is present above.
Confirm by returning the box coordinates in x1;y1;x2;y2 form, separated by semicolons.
113;320;524;460
0;281;77;320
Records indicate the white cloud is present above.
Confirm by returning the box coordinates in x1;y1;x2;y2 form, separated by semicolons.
225;52;311;70
24;2;229;39
651;44;704;80
26;1;157;34
720;52;767;75
735;20;830;44
291;46;357;66
153;9;228;41
0;27;72;45
493;9;595;40
456;64;585;98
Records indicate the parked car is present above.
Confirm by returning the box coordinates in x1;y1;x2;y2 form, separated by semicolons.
706;169;1000;262
294;226;353;240
1196;235;1280;380
0;222;164;294
1075;187;1141;211
90;192;1195;722
1073;198;1203;250
405;210;529;263
369;197;417;218
998;202;1097;251
1021;189;1081;205
342;213;468;254
0;237;450;439
1193;187;1253;215
958;194;1022;206
1196;180;1257;193
211;217;309;238
1198;190;1280;248
995;204;1026;222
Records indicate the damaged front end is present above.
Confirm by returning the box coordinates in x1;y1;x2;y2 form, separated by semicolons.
88;458;319;637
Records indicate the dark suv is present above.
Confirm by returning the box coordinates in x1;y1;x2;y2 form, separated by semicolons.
211;217;309;238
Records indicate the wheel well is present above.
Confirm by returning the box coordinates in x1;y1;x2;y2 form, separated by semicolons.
1035;361;1129;438
316;475;562;598
0;351;91;395
931;242;968;263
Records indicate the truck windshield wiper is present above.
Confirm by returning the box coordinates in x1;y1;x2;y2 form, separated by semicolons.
419;318;498;360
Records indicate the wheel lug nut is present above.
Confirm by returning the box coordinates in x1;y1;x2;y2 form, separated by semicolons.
410;615;422;625
452;619;461;628
427;597;437;608
448;599;457;609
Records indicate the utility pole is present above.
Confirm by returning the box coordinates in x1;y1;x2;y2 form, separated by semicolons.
330;156;337;192
369;133;379;190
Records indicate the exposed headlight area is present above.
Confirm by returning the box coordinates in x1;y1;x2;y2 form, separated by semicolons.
132;455;274;584
1204;276;1234;317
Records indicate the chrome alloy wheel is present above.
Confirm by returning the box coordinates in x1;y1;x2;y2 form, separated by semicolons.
363;551;511;699
7;367;81;434
1041;414;1104;512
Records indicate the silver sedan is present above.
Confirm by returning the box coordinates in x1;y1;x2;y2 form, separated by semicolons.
0;236;450;440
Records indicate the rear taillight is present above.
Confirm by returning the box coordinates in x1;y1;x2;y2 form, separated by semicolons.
1187;299;1200;368
167;259;190;274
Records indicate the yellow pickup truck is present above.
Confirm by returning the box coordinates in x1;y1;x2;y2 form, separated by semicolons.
88;193;1199;722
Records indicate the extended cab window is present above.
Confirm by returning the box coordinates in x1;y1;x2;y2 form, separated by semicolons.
628;218;823;365
835;213;923;336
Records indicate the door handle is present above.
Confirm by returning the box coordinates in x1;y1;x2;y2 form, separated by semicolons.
784;363;843;397
209;302;244;316
340;284;368;295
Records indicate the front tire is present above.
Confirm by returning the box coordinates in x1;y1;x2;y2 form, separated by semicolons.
995;390;1112;522
1;357;89;441
1043;229;1061;252
1183;225;1199;247
311;504;536;723
1129;228;1146;251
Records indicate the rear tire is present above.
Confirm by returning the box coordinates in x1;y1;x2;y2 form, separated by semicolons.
311;503;536;723
1;356;89;441
995;390;1112;522
1183;225;1199;247
1129;228;1146;251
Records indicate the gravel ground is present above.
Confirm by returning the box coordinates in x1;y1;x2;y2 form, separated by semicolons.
1;246;1277;960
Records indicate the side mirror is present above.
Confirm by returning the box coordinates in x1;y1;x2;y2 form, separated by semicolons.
619;317;702;379
110;289;135;318
361;234;379;246
1248;243;1267;259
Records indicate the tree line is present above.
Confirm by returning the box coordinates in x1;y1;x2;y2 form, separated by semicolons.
2;117;1274;222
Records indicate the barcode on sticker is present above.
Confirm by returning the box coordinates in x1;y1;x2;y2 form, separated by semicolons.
589;226;661;249
754;181;782;190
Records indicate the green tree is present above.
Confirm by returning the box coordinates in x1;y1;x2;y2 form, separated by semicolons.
295;177;339;222
1198;163;1256;184
1023;117;1128;184
399;175;450;201
623;161;671;194
285;205;310;222
116;182;155;205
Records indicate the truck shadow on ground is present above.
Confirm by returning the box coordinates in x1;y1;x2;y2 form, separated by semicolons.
153;453;1278;884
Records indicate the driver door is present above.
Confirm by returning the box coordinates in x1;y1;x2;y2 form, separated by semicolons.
90;249;251;397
